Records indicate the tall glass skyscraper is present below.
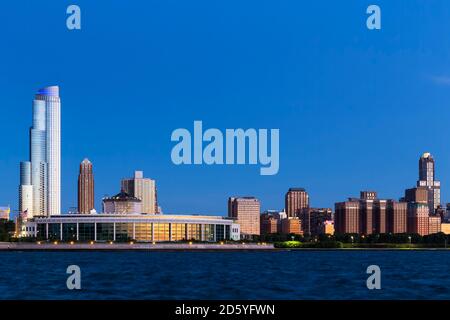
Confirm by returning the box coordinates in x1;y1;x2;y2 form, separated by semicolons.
19;86;61;217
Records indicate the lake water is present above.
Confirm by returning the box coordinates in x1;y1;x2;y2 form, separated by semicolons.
0;250;449;300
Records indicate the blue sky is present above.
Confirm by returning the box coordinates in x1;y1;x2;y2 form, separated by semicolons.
1;1;450;215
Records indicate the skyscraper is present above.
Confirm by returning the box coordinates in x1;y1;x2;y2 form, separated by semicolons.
19;86;61;217
417;152;440;213
78;158;94;214
228;197;260;237
39;86;61;216
19;161;33;218
285;188;309;217
121;171;157;214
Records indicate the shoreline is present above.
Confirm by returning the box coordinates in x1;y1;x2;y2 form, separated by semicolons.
0;242;275;251
1;242;450;251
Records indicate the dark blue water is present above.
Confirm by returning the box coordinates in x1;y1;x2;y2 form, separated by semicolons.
0;250;449;299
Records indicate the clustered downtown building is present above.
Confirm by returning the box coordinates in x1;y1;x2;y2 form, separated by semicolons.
335;153;444;236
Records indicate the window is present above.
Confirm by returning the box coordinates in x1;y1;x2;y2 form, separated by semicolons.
187;224;201;241
48;223;61;240
135;223;152;241
171;223;186;241
203;224;215;242
62;223;77;241
78;223;95;241
153;223;169;242
37;224;46;240
96;223;114;241
116;223;133;242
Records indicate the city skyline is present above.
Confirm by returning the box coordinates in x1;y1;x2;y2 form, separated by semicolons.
2;1;450;216
9;86;450;220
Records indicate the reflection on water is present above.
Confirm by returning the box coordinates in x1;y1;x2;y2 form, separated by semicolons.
0;250;449;300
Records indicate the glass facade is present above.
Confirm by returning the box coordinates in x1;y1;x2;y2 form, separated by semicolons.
187;224;201;241
216;225;225;241
153;223;169;242
171;223;186;241
35;218;235;243
78;223;95;241
203;224;215;242
135;223;152;241
62;223;77;241
36;223;46;240
48;223;60;240
115;223;134;242
96;223;114;241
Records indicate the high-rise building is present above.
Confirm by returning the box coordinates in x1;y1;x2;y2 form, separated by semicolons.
19;161;33;218
121;171;157;214
417;152;440;213
335;191;407;235
335;200;360;234
19;86;61;217
285;188;309;217
78;158;94;214
38;86;61;216
228;197;260;237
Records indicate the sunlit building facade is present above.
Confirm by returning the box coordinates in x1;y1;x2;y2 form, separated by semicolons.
285;188;309;218
121;171;157;214
407;202;430;236
78;158;94;214
335;192;408;235
429;216;441;235
228;197;260;237
324;220;335;235
281;217;302;235
30;214;240;242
